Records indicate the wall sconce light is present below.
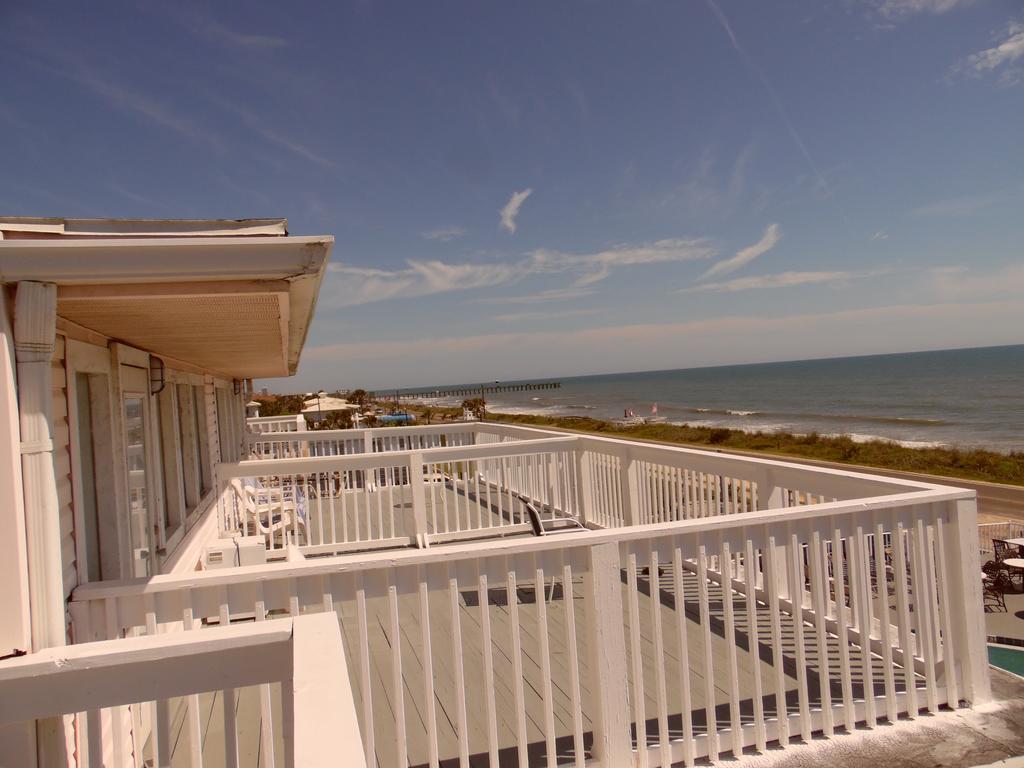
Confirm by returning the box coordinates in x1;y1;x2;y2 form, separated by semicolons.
233;379;242;396
149;357;166;395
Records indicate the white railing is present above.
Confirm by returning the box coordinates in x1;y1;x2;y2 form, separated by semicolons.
245;420;550;460
217;435;582;555
221;430;928;558
246;414;306;434
0;613;364;768
69;482;989;768
978;520;1024;559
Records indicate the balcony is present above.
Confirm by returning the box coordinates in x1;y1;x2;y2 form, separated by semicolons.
6;424;996;767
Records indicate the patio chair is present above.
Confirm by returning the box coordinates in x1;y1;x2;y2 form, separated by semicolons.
994;539;1013;562
983;561;1011;612
233;477;307;547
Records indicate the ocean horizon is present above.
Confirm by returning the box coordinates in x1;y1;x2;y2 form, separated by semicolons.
392;344;1024;453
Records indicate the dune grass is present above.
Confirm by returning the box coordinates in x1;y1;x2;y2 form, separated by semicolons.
486;412;1024;487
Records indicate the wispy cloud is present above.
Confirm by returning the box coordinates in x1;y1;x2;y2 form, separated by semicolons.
149;4;289;48
925;263;1024;298
325;261;518;307
190;19;288;49
683;269;878;294
705;1;843;220
223;103;338;170
324;238;713;308
699;224;781;281
532;239;715;287
500;188;533;234
18;47;222;148
665;143;756;215
909;195;994;217
108;182;166;210
870;230;889;241
494;308;601;323
953;21;1024;86
872;0;973;20
421;226;466;242
472;287;597;305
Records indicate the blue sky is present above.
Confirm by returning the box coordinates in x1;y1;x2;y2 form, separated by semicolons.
1;0;1022;391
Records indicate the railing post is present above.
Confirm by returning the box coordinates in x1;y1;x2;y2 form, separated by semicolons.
761;475;790;598
363;429;374;456
620;449;640;527
574;443;594;526
584;542;632;765
943;497;992;705
290;613;368;768
409;452;429;548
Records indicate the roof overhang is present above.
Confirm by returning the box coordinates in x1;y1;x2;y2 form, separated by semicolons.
0;236;333;379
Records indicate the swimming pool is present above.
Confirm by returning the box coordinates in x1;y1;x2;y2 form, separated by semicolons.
988;644;1024;677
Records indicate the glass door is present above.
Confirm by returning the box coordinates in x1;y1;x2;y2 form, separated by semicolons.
121;366;154;578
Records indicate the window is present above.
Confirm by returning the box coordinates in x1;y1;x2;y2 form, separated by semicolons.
176;383;200;511
74;373;103;581
194;385;212;494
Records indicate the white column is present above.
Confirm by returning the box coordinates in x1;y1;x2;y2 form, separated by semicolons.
584;542;631;765
0;287;31;655
0;287;36;767
408;452;428;548
13;282;64;652
944;497;992;704
14;282;68;767
574;443;594;526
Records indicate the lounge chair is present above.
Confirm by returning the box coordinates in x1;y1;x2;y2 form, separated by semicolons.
232;477;307;547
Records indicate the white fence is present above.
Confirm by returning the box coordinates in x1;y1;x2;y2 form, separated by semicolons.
245;421;548;460
217;435;582;555
246;414;306;434
978;520;1024;559
220;429;927;558
69;481;989;768
0;614;363;768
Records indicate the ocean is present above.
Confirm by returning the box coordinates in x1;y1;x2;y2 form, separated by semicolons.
410;345;1024;453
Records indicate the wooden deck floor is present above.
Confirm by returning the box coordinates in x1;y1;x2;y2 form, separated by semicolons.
158;568;921;767
162;488;923;767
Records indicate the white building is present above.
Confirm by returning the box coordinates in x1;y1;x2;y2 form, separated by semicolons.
0;216;1001;767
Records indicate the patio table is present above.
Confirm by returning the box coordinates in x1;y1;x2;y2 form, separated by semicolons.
1003;558;1024;586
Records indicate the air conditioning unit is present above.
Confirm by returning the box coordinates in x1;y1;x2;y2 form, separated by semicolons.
203;535;267;570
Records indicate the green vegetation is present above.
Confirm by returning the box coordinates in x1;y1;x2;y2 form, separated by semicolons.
487;413;1024;487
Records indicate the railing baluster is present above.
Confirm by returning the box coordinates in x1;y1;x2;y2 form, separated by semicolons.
672;546;695;767
648;546;671;767
535;557;557;768
764;536;789;746
744;539;766;753
720;540;743;758
788;533;812;741
626;551;648;763
809;530;834;737
418;568;439;768
561;556;586;768
387;578;408;768
874;521;898;723
507;566;529;768
832;526;856;730
478;571;500;768
696;545;719;760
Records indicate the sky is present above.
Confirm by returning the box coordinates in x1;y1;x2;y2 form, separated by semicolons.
1;0;1022;391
